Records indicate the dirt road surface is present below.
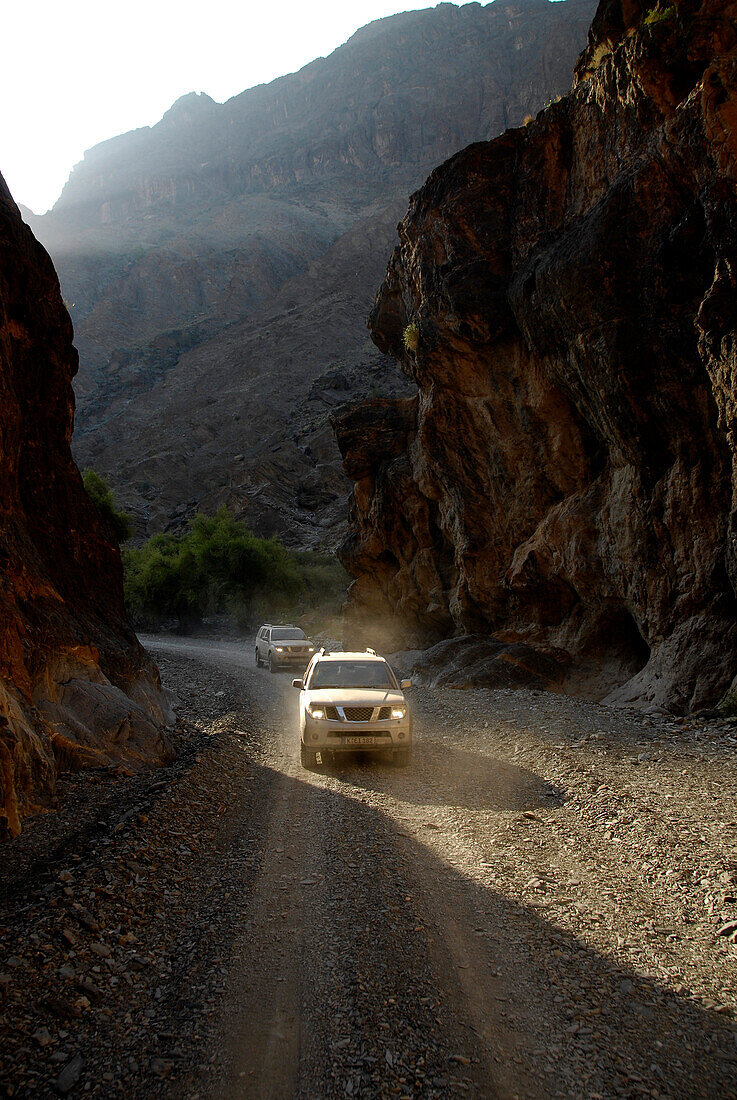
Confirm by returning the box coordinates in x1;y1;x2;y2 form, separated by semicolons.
2;636;737;1098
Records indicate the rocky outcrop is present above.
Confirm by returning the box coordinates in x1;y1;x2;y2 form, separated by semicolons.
335;0;737;712
29;0;594;545
0;175;172;837
394;634;571;691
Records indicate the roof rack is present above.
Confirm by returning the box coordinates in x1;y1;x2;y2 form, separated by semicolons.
366;647;376;656
319;646;330;656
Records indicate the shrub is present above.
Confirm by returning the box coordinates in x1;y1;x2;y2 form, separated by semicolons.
82;470;134;543
122;506;348;631
403;322;419;352
643;4;675;24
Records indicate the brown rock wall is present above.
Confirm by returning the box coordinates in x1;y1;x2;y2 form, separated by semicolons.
335;0;737;712
0;174;171;836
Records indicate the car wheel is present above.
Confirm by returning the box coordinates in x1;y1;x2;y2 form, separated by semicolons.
268;653;277;673
300;742;318;769
255;648;261;667
394;748;411;767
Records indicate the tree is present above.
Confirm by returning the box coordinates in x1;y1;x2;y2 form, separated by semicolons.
82;470;134;543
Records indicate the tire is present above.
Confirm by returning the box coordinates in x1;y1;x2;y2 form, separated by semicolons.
268;653;277;673
300;742;318;769
255;648;261;667
394;747;411;767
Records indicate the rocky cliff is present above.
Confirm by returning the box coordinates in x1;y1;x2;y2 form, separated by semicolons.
335;0;737;712
30;0;594;545
0;175;172;837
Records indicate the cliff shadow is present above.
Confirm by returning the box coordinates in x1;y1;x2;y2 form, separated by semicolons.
187;762;737;1099
6;751;736;1099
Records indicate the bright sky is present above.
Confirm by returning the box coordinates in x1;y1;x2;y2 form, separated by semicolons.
2;0;437;214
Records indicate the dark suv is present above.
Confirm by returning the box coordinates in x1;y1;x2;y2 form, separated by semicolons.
255;624;316;672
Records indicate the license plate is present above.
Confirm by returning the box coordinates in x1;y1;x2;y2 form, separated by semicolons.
344;736;379;746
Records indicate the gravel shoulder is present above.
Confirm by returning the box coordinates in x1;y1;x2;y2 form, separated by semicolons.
1;636;737;1098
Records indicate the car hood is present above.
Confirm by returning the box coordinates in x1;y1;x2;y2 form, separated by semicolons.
305;688;406;706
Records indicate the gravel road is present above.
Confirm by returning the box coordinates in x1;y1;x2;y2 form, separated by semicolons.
2;636;737;1098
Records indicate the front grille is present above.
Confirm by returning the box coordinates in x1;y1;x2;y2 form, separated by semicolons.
342;706;374;722
320;705;392;722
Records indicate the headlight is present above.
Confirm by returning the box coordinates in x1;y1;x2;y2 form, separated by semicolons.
275;647;284;652
391;705;406;719
307;647;315;652
308;704;326;719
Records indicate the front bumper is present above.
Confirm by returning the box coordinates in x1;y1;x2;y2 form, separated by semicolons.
302;717;412;751
271;652;314;666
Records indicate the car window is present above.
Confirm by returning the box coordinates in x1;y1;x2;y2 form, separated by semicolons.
308;661;396;689
272;628;307;641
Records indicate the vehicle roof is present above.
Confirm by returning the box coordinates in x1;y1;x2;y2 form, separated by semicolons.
314;651;386;662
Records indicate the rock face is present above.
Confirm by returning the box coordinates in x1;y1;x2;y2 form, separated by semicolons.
29;0;595;545
0;175;172;837
395;634;571;690
335;0;737;712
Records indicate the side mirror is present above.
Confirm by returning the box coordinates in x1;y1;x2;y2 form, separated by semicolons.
292;678;303;689
400;679;412;689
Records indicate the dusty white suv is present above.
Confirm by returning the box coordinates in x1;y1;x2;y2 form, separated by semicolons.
255;624;315;672
294;649;412;768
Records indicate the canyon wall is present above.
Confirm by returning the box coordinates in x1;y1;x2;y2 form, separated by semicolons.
0;176;172;837
335;0;737;712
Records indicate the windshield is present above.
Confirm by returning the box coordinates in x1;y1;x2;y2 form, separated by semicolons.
308;661;396;690
272;628;307;641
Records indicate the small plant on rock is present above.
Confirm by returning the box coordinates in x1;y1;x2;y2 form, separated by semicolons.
643;4;675;24
403;322;419;352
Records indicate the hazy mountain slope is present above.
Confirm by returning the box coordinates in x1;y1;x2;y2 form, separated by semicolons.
80;199;414;547
32;0;595;543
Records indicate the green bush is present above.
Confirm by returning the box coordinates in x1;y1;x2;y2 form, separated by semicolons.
122;506;348;631
643;4;675;24
403;322;419;352
82;470;134;543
